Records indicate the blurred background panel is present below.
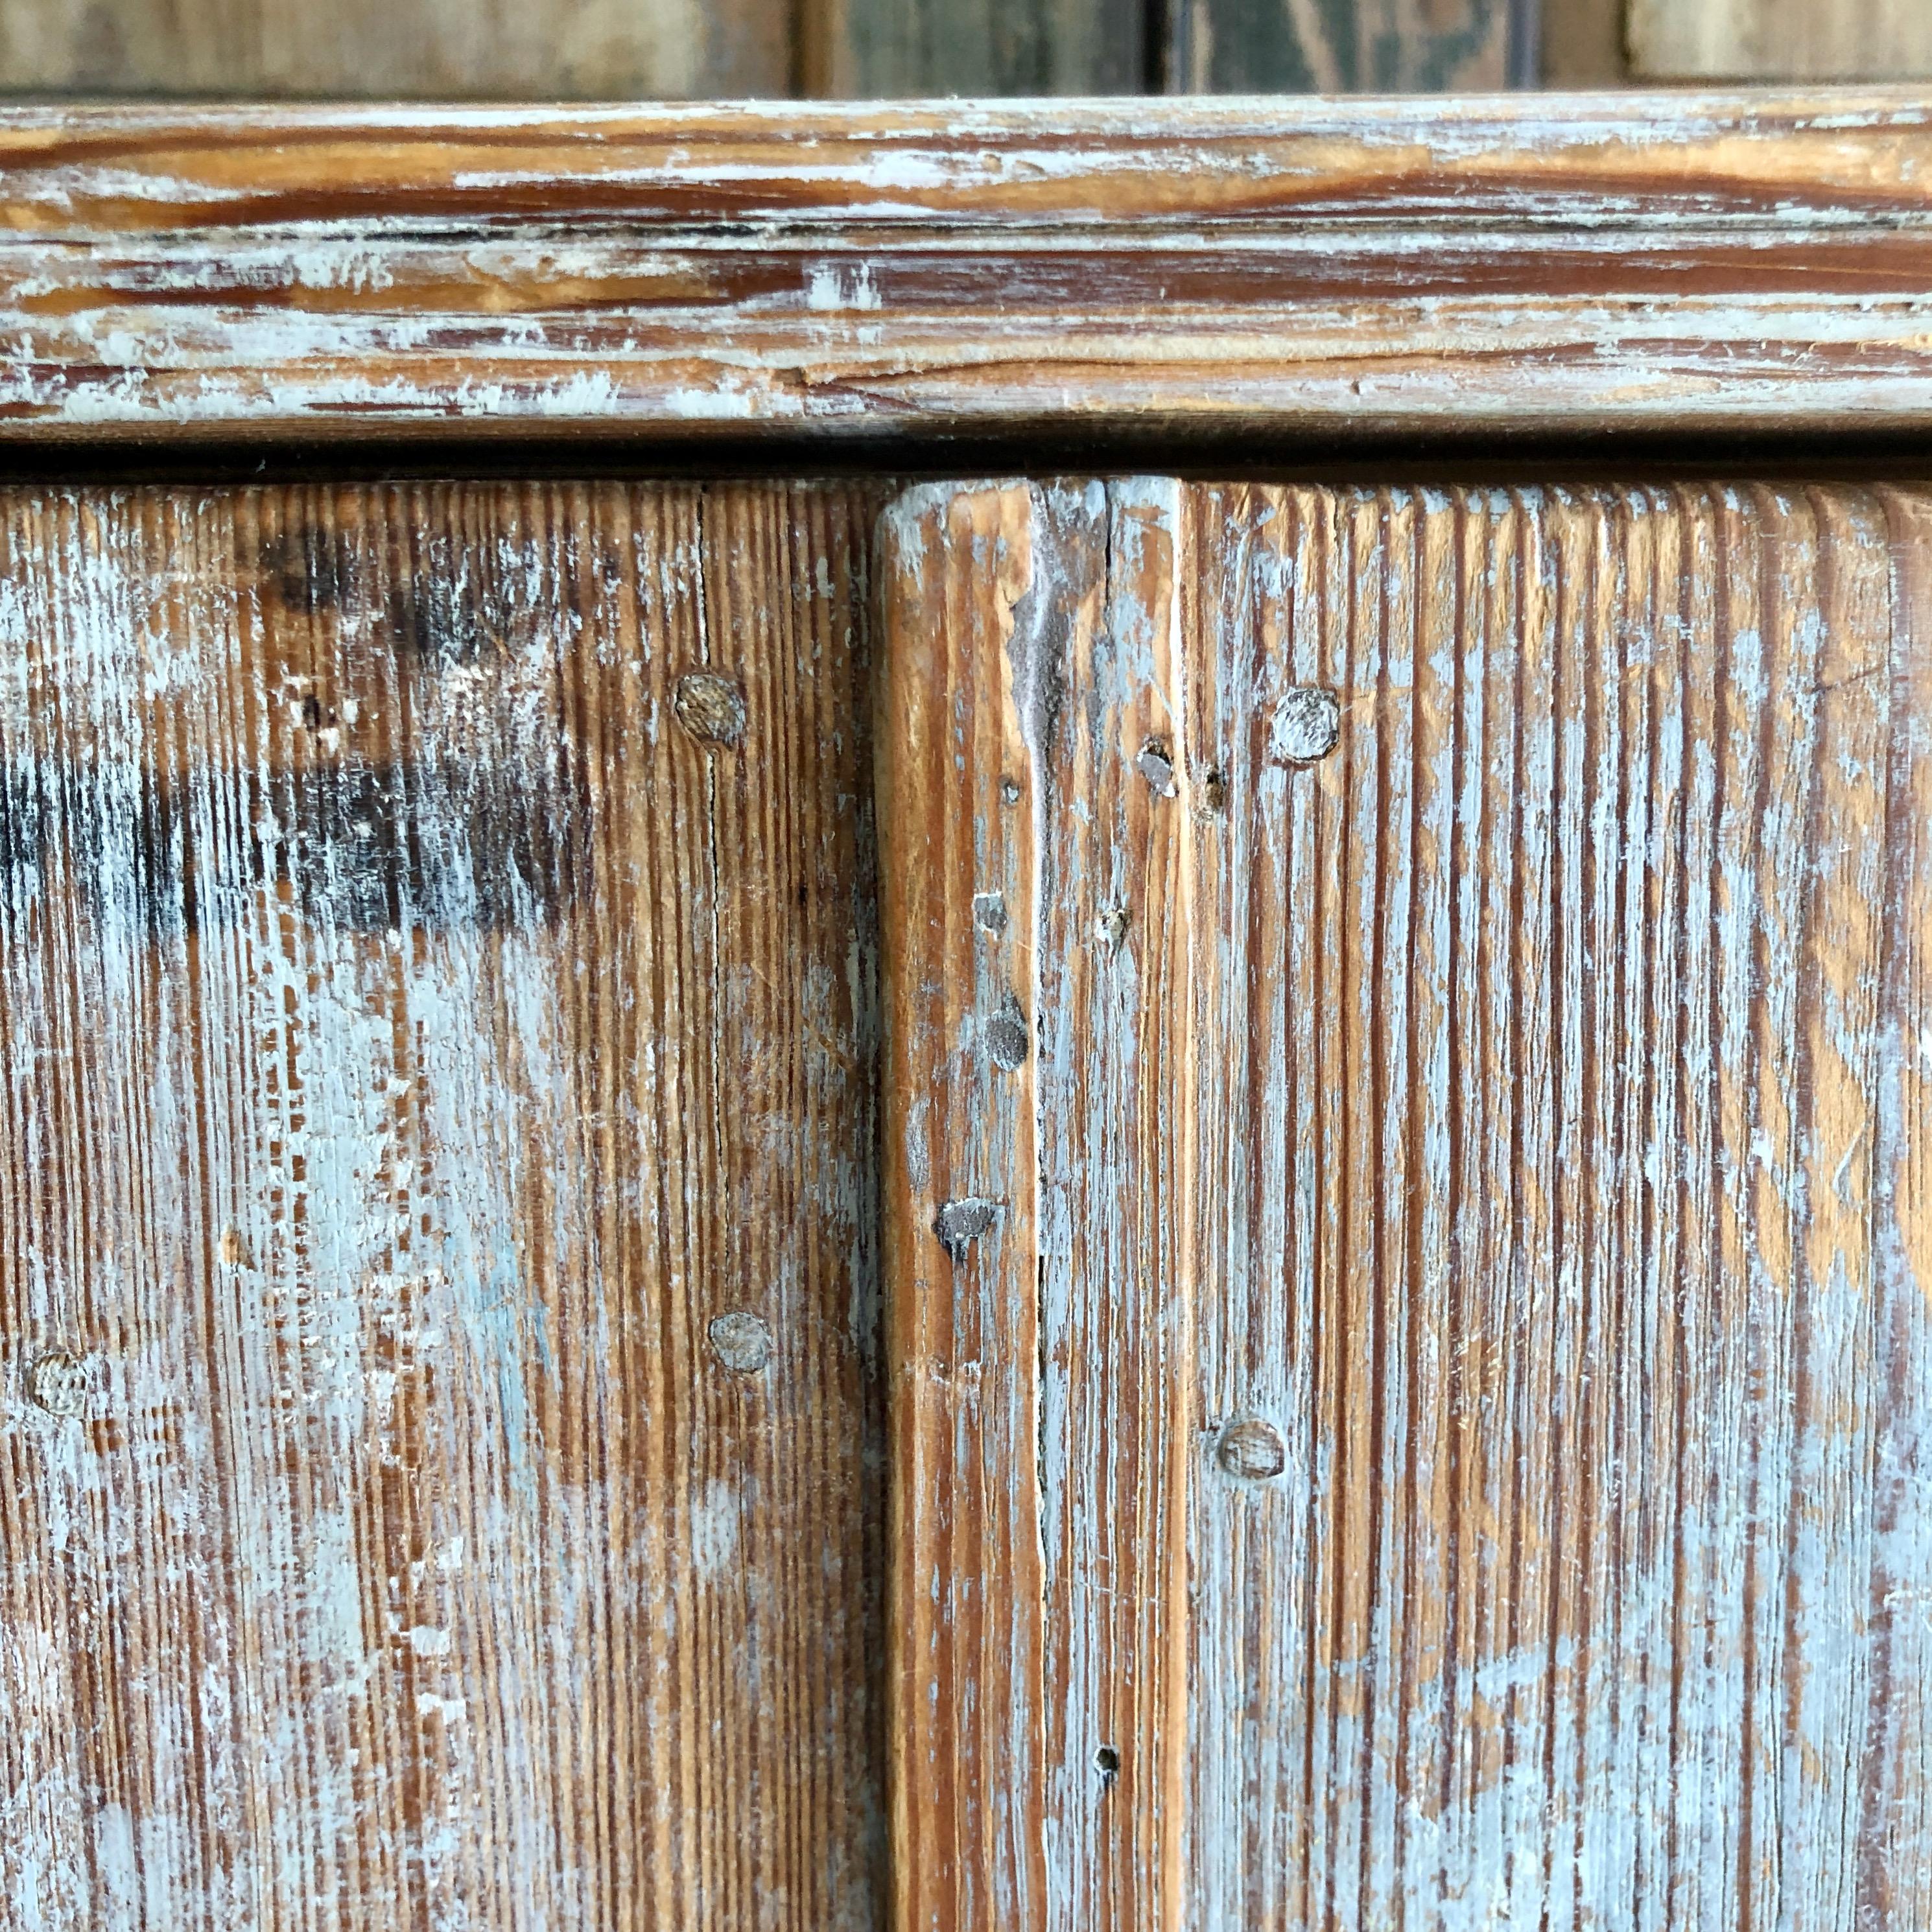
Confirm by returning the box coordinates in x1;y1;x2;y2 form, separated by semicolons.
1627;0;1932;79
0;0;797;97
0;0;1906;112
1169;0;1529;93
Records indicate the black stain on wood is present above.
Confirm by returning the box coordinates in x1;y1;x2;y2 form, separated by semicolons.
1;754;588;937
258;526;360;617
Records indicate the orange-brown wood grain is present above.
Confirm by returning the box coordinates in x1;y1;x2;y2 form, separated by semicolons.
877;482;1049;1932
1;97;1932;442
0;480;888;1931
881;477;1932;1929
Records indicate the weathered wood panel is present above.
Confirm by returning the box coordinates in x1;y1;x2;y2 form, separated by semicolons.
882;477;1932;1927
1;99;1931;443
1630;0;1932;80
0;0;790;97
0;480;886;1931
878;482;1051;1932
1169;0;1531;90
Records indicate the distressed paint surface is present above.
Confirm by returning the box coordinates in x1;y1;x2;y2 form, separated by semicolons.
882;478;1932;1927
0;482;886;1931
1;98;1932;440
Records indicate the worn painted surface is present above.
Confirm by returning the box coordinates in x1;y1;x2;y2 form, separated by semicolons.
880;478;1932;1927
0;482;887;1930
1;97;1932;440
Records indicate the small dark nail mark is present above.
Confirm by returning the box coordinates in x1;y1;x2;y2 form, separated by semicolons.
1000;779;1023;807
708;1310;773;1375
1137;739;1177;797
1218;1416;1288;1481
26;1350;88;1418
674;673;749;749
985;994;1030;1071
972;892;1008;936
1270;687;1341;766
1195;767;1229;820
1095;906;1129;952
1094;1745;1121;1785
934;1197;999;1262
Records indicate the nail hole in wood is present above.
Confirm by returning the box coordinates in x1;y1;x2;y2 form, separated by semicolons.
674;672;749;749
972;892;1007;936
1094;1745;1121;1785
1095;905;1129;952
1196;767;1229;819
1269;687;1341;765
1136;738;1177;796
708;1310;772;1375
1217;1415;1287;1481
985;993;1029;1070
934;1197;998;1262
25;1349;88;1418
1000;778;1023;807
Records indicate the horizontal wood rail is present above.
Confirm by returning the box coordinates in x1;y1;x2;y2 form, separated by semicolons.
3;93;1932;442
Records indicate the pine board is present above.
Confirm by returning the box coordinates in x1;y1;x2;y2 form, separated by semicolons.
0;481;887;1931
7;99;1932;443
879;477;1932;1927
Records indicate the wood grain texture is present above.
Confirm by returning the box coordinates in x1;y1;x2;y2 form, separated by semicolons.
1169;0;1529;91
882;477;1932;1927
1630;0;1932;81
3;97;1932;442
0;0;790;98
0;480;887;1931
878;482;1050;1932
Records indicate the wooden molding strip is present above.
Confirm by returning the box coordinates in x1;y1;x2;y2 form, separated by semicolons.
4;94;1932;442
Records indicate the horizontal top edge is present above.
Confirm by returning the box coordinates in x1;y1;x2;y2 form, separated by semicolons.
0;88;1927;128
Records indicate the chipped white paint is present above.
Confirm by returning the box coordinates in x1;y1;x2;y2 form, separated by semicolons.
1;99;1931;439
884;478;1932;1928
0;482;886;1930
